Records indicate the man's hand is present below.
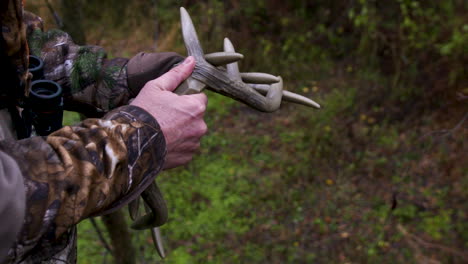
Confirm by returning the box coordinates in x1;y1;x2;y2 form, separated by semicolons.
131;56;208;169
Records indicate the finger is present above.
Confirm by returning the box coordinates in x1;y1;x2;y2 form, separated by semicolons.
189;121;208;138
173;141;201;152
183;93;207;118
198;121;208;137
188;92;208;106
150;56;196;92
180;120;207;139
163;154;193;170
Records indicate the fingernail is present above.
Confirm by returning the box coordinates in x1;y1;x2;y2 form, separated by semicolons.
183;56;194;65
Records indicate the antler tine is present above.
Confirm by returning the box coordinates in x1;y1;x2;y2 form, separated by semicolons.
150;227;166;259
180;7;204;59
204;52;244;67
131;182;168;230
181;7;283;112
128;197;140;220
223;32;320;109
240;72;280;84
248;83;321;109
223;38;242;81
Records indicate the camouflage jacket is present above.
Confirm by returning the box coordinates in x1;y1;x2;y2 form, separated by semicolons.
0;4;182;264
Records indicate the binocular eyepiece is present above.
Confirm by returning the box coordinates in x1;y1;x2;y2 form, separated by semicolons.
28;55;63;136
29;55;45;81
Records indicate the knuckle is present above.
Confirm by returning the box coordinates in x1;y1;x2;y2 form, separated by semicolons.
190;93;207;105
164;74;181;87
199;93;208;106
200;122;208;135
199;93;208;103
145;79;157;88
192;123;207;139
145;79;163;91
197;103;206;114
169;64;184;75
189;142;201;152
185;96;206;115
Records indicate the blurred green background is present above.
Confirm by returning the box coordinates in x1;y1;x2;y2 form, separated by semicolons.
28;0;467;263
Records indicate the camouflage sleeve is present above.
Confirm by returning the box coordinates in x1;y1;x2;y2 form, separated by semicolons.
0;105;165;261
24;11;183;117
0;152;25;262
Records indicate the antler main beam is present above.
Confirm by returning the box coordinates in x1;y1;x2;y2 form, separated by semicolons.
181;7;284;112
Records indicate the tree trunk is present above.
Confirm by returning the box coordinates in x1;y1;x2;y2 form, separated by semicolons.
102;210;136;264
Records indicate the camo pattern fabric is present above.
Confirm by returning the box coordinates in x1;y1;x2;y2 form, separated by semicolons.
24;12;131;117
0;105;166;263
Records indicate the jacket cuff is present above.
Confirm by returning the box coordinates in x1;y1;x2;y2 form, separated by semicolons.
94;105;167;215
0;152;25;262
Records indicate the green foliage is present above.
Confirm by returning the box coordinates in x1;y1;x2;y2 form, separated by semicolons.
164;248;194;264
348;0;467;88
77;220;110;264
393;204;418;222
70;47;117;93
439;24;468;56
62;111;82;126
419;210;452;240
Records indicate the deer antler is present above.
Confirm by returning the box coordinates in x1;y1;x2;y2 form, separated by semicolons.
129;182;167;258
177;7;320;110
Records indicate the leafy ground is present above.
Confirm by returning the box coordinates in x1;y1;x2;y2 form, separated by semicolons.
37;1;467;263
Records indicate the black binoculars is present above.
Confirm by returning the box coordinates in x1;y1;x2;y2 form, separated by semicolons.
28;55;63;136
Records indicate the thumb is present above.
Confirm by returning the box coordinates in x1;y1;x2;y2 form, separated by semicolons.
150;56;195;92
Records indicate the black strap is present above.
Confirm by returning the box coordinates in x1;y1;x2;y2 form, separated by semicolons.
6;105;31;139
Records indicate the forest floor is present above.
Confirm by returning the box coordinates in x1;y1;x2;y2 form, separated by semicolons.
29;3;467;263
